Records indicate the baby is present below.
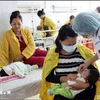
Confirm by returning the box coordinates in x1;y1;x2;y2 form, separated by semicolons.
35;25;43;38
48;69;99;99
0;62;38;78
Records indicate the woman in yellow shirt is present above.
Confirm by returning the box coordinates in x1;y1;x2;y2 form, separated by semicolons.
37;9;57;37
65;15;75;27
0;10;47;68
40;25;100;100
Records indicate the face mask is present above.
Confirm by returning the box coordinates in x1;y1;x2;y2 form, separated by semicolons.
87;35;94;39
62;43;77;53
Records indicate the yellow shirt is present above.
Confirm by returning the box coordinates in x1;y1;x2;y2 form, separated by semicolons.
0;28;35;68
65;20;71;25
40;17;57;37
40;43;100;100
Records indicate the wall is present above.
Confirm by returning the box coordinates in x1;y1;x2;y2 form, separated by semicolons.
0;1;17;39
0;1;100;36
17;1;100;34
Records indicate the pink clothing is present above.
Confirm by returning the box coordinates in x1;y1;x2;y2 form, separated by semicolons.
16;35;47;67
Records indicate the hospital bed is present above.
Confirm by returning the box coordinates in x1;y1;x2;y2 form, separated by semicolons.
34;36;56;50
34;30;58;50
0;68;42;100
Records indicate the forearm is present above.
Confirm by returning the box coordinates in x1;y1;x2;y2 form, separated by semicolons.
22;45;35;59
46;68;61;83
22;29;35;59
71;81;90;90
46;75;61;83
88;54;98;65
60;73;78;83
15;54;25;61
60;76;69;82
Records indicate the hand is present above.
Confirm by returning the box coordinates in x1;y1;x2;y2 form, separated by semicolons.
14;54;25;62
64;82;69;88
78;60;91;73
60;74;77;82
67;74;77;81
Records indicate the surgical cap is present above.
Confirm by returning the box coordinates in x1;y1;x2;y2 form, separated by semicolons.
72;12;100;34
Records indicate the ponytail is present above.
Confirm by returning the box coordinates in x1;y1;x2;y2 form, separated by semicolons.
55;36;62;53
42;9;44;12
37;8;45;17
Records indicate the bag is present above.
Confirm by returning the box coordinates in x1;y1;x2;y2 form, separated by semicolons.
43;25;51;37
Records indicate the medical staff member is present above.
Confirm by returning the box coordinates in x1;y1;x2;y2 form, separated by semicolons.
0;10;47;68
95;6;100;13
40;25;99;100
37;9;57;37
72;12;100;72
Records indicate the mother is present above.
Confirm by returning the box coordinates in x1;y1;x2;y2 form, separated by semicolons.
40;25;98;100
0;10;47;68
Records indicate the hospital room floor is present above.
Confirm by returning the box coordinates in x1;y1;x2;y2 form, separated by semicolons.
25;94;40;100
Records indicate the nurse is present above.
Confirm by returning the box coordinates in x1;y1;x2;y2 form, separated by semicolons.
37;9;57;37
72;12;100;72
95;6;100;13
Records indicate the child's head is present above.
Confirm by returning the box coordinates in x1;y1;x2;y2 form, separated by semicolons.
37;25;42;30
81;69;99;84
2;66;14;76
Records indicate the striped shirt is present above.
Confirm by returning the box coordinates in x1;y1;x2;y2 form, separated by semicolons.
55;49;85;76
46;49;97;84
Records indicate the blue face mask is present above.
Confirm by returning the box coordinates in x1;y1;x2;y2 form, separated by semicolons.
62;43;77;53
87;35;94;39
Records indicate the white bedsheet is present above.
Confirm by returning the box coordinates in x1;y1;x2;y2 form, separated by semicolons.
0;68;42;100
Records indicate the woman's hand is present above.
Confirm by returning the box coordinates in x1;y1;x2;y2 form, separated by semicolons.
14;54;25;62
78;54;98;73
67;74;77;80
60;74;77;82
78;60;91;73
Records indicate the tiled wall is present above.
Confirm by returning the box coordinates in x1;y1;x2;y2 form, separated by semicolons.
0;1;17;39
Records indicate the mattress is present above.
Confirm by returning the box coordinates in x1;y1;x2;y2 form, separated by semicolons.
0;68;42;100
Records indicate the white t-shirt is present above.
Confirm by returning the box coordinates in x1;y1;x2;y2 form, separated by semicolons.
93;28;100;59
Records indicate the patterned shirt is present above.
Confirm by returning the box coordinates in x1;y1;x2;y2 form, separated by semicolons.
46;48;96;84
55;49;84;76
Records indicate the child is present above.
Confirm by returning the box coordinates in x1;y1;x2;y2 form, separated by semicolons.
0;62;38;78
35;25;44;38
48;69;99;99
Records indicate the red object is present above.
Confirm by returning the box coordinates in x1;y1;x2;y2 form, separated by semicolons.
16;36;48;67
81;39;94;52
0;75;19;83
98;50;100;53
24;48;47;67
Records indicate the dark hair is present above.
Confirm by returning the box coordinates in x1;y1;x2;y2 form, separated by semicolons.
55;25;78;53
0;69;9;76
87;69;99;84
70;15;75;20
96;6;100;13
10;10;22;24
37;9;45;17
37;25;42;30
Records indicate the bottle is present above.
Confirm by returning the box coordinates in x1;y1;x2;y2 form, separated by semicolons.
57;20;61;29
